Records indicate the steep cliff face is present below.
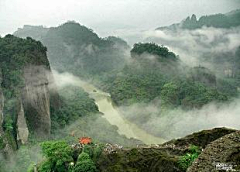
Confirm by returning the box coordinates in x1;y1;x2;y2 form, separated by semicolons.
16;100;29;144
22;65;51;137
0;35;56;151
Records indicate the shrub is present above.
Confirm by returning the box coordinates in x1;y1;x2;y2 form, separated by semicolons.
0;137;5;150
73;152;97;172
178;145;201;171
39;141;73;172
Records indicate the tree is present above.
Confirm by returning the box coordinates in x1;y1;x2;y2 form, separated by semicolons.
161;82;180;109
73;152;97;172
40;141;74;172
130;42;177;61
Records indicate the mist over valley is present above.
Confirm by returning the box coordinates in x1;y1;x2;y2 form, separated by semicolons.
0;2;240;171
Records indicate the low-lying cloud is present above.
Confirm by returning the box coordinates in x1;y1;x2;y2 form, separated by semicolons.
119;98;240;140
144;26;240;67
52;70;240;142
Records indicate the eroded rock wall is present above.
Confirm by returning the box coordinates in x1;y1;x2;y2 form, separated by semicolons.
22;65;51;137
16;100;29;144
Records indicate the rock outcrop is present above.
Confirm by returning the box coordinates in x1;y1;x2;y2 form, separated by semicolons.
16;100;29;144
97;147;182;172
162;127;236;150
187;131;240;172
97;128;237;172
22;65;51;137
0;35;58;152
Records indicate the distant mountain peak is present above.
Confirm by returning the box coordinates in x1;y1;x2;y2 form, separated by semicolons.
225;8;240;16
156;9;240;30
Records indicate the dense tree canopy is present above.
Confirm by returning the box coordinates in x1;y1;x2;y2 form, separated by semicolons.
130;43;177;61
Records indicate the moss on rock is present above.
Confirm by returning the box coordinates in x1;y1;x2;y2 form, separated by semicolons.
187;131;240;172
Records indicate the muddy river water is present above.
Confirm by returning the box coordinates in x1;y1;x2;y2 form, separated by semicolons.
79;81;165;144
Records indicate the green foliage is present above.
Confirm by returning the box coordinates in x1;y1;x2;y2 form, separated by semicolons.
73;152;97;172
188;66;216;87
38;160;53;172
14;147;32;171
51;85;98;131
161;82;180;109
103;42;181;106
39;141;74;172
0;35;50;151
0;144;43;172
178;145;201;171
97;146;179;172
27;163;35;172
82;145;93;158
107;61;228;109
4;131;17;151
77;152;91;162
106;65;167;105
82;143;104;161
92;144;104;161
161;80;228;109
50;85;139;146
217;78;239;97
131;42;177;61
15;22;129;78
4;116;14;132
104;42;230;110
0;136;5;150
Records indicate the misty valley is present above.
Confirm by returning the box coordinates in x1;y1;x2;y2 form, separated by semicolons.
0;7;240;172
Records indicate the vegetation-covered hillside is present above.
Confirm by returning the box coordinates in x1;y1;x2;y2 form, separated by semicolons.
14;22;239;110
24;127;238;172
14;21;130;78
10;15;240;172
103;43;231;109
0;35;139;172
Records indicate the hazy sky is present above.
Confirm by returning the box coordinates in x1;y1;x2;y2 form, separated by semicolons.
0;0;240;37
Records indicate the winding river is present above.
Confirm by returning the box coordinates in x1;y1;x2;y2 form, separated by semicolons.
79;81;165;145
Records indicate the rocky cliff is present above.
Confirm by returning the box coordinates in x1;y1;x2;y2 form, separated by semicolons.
22;65;51;137
187;131;240;172
156;9;240;30
0;35;57;153
97;128;237;172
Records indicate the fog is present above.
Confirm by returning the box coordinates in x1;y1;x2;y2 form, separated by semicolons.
1;0;240;37
52;70;240;141
119;98;240;140
144;26;240;67
1;1;240;171
117;25;240;140
52;70;165;144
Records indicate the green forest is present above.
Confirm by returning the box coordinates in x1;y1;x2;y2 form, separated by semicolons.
0;7;240;172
